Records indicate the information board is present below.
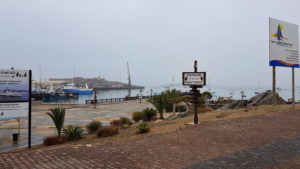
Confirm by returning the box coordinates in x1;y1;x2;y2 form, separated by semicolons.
182;72;206;86
0;69;30;119
269;17;299;68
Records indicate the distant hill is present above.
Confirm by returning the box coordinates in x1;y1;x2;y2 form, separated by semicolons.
49;77;144;89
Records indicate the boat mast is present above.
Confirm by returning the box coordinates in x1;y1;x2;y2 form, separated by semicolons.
127;62;131;87
72;68;76;85
39;66;42;89
172;74;175;89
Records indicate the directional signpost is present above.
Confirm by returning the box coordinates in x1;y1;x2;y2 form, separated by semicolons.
182;60;206;124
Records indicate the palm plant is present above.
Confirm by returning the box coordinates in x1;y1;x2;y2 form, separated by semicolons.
47;107;65;136
63;125;83;141
149;92;168;119
166;89;182;112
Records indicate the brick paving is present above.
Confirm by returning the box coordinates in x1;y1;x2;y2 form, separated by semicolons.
1;110;300;169
183;136;300;169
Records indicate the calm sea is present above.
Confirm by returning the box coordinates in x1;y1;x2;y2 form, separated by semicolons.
43;84;299;104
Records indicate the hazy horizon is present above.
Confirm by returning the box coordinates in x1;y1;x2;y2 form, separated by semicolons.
1;0;300;89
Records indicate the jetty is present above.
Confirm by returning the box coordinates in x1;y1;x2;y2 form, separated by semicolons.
85;96;150;104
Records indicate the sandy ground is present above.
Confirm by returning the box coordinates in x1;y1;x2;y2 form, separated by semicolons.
3;103;298;153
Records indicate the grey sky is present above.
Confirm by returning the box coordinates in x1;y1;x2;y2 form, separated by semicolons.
1;0;300;88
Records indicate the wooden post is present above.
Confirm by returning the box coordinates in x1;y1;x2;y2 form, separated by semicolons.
272;66;277;111
193;61;199;124
292;67;295;110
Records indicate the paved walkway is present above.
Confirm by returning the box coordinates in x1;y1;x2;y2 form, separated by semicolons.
0;100;153;152
1;110;300;169
183;136;300;169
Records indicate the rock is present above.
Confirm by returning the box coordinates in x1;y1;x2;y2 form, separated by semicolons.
221;90;287;110
248;90;286;106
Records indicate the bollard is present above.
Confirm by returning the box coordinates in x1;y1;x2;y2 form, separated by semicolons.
12;133;19;143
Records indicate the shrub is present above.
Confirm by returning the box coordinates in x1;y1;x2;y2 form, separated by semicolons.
110;119;121;127
63;125;83;141
142;108;157;121
132;112;144;122
86;121;102;134
119;117;132;125
137;122;150;134
97;126;119;137
176;105;187;112
43;136;67;146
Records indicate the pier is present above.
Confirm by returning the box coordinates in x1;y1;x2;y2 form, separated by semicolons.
85;96;151;104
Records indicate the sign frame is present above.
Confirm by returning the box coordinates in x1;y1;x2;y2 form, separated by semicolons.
0;69;30;119
269;17;299;68
182;72;206;86
0;69;32;148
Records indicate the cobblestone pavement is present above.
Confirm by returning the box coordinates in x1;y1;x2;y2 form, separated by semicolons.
1;110;300;169
183;136;300;169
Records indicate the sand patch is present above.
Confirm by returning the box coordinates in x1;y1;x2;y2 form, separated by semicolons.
34;128;55;134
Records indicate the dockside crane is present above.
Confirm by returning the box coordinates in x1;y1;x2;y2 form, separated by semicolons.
127;62;131;87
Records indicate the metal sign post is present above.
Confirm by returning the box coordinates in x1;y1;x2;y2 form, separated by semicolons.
28;70;32;148
292;67;295;110
272;66;277;112
182;60;206;124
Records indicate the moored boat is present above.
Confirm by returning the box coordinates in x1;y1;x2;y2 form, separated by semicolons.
62;83;93;95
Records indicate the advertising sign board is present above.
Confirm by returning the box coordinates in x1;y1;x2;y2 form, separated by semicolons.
269;17;299;68
0;69;30;119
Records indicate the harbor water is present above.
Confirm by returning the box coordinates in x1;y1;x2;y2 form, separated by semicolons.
43;85;300;104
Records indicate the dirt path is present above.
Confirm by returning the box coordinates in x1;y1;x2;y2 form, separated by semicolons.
1;110;300;169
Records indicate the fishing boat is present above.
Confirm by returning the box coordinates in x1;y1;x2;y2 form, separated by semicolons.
0;89;21;97
62;83;93;95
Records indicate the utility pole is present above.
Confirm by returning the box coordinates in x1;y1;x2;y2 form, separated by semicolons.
93;90;97;109
139;89;142;103
240;90;246;100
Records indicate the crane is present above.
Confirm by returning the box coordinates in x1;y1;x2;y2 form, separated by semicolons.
127;62;131;87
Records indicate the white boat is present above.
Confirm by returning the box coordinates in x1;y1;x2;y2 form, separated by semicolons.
0;89;22;97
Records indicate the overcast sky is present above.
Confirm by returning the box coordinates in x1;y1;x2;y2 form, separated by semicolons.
1;0;300;88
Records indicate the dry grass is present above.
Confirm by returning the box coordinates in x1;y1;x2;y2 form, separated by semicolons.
4;104;299;153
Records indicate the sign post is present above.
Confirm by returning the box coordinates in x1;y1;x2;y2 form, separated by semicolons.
272;66;277;111
269;18;299;111
28;70;32;148
182;60;206;124
292;67;295;110
0;69;32;148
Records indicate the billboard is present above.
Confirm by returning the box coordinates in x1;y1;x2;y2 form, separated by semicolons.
269;17;299;68
182;72;206;86
0;69;30;119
